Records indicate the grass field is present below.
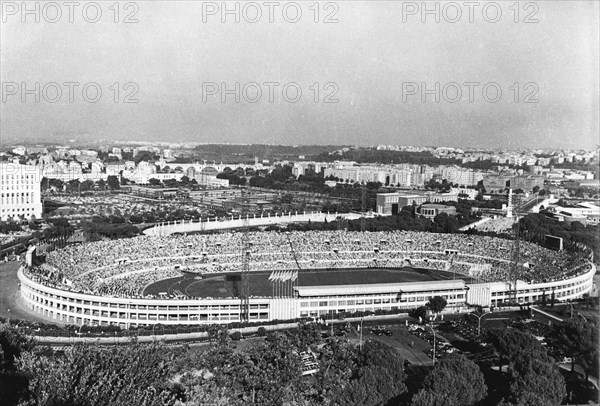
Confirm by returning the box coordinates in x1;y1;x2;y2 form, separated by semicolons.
143;267;472;298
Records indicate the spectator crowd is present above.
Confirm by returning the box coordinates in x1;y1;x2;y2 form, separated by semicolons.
24;230;591;299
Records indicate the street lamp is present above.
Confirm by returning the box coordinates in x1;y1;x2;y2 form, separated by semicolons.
330;312;334;336
428;321;437;366
567;301;574;319
467;312;487;337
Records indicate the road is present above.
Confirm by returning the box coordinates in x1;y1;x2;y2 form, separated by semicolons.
0;261;57;324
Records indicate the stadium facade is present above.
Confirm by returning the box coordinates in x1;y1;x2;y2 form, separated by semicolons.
18;263;595;328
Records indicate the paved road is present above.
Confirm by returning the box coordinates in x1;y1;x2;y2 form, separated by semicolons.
0;261;57;324
345;322;435;366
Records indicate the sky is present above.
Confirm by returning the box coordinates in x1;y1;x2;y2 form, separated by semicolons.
1;0;598;149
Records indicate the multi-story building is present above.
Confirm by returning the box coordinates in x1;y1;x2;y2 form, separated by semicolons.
441;166;483;186
324;164;421;187
376;191;458;215
11;146;27;156
417;203;457;219
0;163;43;220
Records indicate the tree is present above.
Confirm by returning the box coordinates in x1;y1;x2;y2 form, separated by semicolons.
80;179;94;192
427;296;447;316
43;217;74;239
204;331;304;405
409;306;428;321
503;351;566;406
552;319;599;379
16;343;182;406
164;178;179;188
0;322;34;371
129;214;144;224
107;175;120;190
487;329;550;371
412;353;487;406
148;178;161;186
0;221;22;234
134;151;158;164
285;322;321;351
207;325;229;345
432;213;459;233
336;340;406;406
66;179;80;194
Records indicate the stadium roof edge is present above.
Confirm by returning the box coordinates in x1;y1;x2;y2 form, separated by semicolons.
293;279;466;297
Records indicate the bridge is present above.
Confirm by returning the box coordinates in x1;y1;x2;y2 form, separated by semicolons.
156;161;269;176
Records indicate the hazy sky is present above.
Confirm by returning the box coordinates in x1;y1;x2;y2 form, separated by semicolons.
1;1;598;149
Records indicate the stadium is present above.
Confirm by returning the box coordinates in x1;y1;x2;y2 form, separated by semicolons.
18;229;596;328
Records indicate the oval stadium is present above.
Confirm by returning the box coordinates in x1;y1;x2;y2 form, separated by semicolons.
19;230;595;328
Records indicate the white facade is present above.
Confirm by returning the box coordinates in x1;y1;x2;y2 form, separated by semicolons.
441;166;484;186
324;166;414;186
18;263;595;327
0;163;43;220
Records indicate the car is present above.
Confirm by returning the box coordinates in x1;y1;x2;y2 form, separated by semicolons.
383;329;393;336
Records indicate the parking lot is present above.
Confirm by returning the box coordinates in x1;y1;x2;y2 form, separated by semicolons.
331;321;438;366
325;311;524;367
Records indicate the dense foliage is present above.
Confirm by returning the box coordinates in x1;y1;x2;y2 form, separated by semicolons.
1;322;409;406
551;319;599;380
1;314;597;406
17;343;183;406
412;353;487;406
487;329;567;406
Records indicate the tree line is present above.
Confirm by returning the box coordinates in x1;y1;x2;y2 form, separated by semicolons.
2;316;592;406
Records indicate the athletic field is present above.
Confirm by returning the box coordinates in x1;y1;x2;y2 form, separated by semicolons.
143;267;472;298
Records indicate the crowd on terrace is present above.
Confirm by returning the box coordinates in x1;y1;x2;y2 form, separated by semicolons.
24;230;591;299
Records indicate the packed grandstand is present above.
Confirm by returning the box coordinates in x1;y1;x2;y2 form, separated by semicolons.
25;230;592;300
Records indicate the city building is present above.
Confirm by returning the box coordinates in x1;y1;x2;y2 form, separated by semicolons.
549;202;600;225
441;166;483;186
376;191;458;215
0;163;43;220
417;203;457;219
